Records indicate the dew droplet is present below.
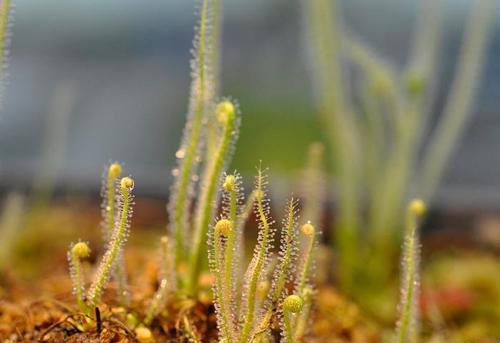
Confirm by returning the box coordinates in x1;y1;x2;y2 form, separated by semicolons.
175;149;185;159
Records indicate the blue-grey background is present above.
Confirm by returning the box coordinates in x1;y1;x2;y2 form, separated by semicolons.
0;0;499;208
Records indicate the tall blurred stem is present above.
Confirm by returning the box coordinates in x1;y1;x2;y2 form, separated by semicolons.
419;0;495;202
303;0;360;291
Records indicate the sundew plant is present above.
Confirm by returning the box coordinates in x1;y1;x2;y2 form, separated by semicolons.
0;0;497;342
64;0;322;341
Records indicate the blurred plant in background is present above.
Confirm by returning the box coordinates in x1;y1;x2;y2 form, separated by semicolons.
301;0;495;316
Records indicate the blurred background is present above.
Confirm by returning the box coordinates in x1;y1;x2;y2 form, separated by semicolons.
0;0;499;208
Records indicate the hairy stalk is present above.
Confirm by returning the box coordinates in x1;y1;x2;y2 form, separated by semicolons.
68;242;91;314
253;199;299;340
271;198;299;303
296;223;316;295
292;223;317;341
211;219;235;342
88;177;134;308
222;175;239;319
205;0;222;158
168;0;213;268
233;186;254;316
419;0;495;201
102;163;129;306
282;295;303;343
395;200;425;343
103;163;122;242
144;236;171;326
240;168;273;343
187;100;240;293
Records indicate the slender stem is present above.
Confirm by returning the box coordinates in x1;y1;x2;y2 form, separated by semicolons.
205;0;222;158
187;101;239;294
240;170;271;343
88;178;134;307
272;199;297;302
169;0;210;267
253;199;298;339
104;163;121;241
304;0;360;291
144;279;168;326
214;225;233;342
396;200;425;343
283;310;294;343
223;178;237;318
103;163;129;306
68;242;91;315
71;251;86;312
297;224;315;295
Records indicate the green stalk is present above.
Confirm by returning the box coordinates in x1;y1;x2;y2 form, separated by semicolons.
103;163;129;306
88;177;134;308
68;242;91;315
303;0;360;291
296;223;316;295
223;175;238;314
240;170;271;343
169;0;211;267
104;163;121;241
205;0;222;159
396;200;425;343
253;199;299;340
272;199;298;302
187;100;239;293
212;219;234;342
292;224;316;340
